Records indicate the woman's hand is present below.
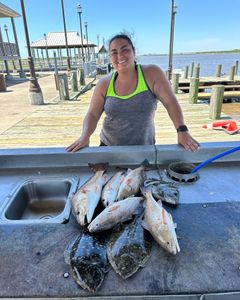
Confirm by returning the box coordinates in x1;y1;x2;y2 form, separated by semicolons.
65;136;90;152
177;132;200;152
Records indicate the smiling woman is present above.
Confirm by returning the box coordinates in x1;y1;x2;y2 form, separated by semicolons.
66;32;200;153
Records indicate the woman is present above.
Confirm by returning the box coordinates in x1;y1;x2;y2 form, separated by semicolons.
66;33;199;152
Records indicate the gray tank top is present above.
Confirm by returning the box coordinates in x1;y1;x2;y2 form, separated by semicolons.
100;64;158;146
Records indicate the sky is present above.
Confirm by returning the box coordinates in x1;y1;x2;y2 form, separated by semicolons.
1;0;240;58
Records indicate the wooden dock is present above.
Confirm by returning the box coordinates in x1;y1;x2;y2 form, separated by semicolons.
0;74;239;149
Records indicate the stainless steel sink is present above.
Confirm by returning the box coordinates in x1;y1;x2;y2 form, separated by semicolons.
0;177;78;224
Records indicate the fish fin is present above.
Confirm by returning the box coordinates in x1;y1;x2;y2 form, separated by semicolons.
86;207;95;224
162;208;168;225
141;220;150;231
140;186;151;197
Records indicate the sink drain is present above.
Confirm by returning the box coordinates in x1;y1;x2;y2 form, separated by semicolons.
167;161;199;183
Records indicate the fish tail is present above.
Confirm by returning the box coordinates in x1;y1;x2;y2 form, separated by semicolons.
141;159;150;170
88;162;109;173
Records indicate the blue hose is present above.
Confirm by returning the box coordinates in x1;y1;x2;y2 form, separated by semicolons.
191;145;240;173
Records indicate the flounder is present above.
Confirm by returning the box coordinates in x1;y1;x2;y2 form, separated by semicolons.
107;214;153;279
64;231;109;292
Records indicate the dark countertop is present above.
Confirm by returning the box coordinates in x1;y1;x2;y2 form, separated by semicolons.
0;143;239;298
0;202;240;297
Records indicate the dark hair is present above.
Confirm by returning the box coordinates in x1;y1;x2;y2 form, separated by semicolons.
108;33;135;53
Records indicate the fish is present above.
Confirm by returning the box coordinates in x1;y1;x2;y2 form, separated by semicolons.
141;187;180;255
88;196;144;233
101;170;126;207
107;214;153;279
116;160;148;201
144;178;179;205
64;232;109;292
71;163;108;226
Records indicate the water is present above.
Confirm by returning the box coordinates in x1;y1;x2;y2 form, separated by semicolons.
138;52;240;77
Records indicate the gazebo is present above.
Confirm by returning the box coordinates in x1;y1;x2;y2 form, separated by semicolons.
30;31;97;68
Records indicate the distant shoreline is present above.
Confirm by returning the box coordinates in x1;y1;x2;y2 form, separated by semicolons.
141;49;240;56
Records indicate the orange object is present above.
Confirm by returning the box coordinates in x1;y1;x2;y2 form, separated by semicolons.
202;120;239;134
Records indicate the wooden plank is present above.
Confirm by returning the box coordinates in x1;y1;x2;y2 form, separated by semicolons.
0;78;239;149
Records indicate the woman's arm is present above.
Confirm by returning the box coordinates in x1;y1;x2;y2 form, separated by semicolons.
143;65;200;152
66;76;109;152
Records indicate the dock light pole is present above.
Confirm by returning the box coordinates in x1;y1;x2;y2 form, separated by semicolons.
84;21;90;61
167;0;177;80
3;24;16;69
61;0;71;70
44;33;50;68
20;0;44;105
77;4;85;63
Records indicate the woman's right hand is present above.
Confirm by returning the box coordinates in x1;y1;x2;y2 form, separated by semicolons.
65;136;90;152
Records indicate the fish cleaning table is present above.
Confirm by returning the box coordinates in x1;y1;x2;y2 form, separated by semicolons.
0;142;239;300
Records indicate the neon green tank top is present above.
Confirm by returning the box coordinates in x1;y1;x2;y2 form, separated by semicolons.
106;64;149;99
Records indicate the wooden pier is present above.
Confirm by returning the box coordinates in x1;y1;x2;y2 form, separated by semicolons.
0;74;239;149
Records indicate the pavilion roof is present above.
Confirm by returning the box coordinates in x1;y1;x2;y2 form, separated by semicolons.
30;31;96;49
0;2;20;18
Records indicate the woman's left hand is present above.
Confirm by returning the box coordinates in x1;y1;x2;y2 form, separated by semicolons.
177;132;200;152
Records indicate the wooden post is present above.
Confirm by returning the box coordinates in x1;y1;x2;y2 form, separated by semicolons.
70;70;78;92
183;65;189;79
194;64;200;78
172;73;180;94
189;62;194;77
77;68;81;86
215;64;222;78
0;73;6;91
80;68;86;85
229;66;235;80
235;60;238;75
209;85;224;119
58;73;69;100
53;51;59;90
189;77;199;104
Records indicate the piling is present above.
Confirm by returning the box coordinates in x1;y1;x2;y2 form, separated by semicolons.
172;73;180;94
183;65;189;79
58;73;70;100
0;73;6;92
80;68;86;86
229;66;235;81
189;62;194;77
194;64;200;78
70;70;78;92
209;85;224;119
215;64;222;78
235;60;239;75
53;51;59;90
189;77;199;104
